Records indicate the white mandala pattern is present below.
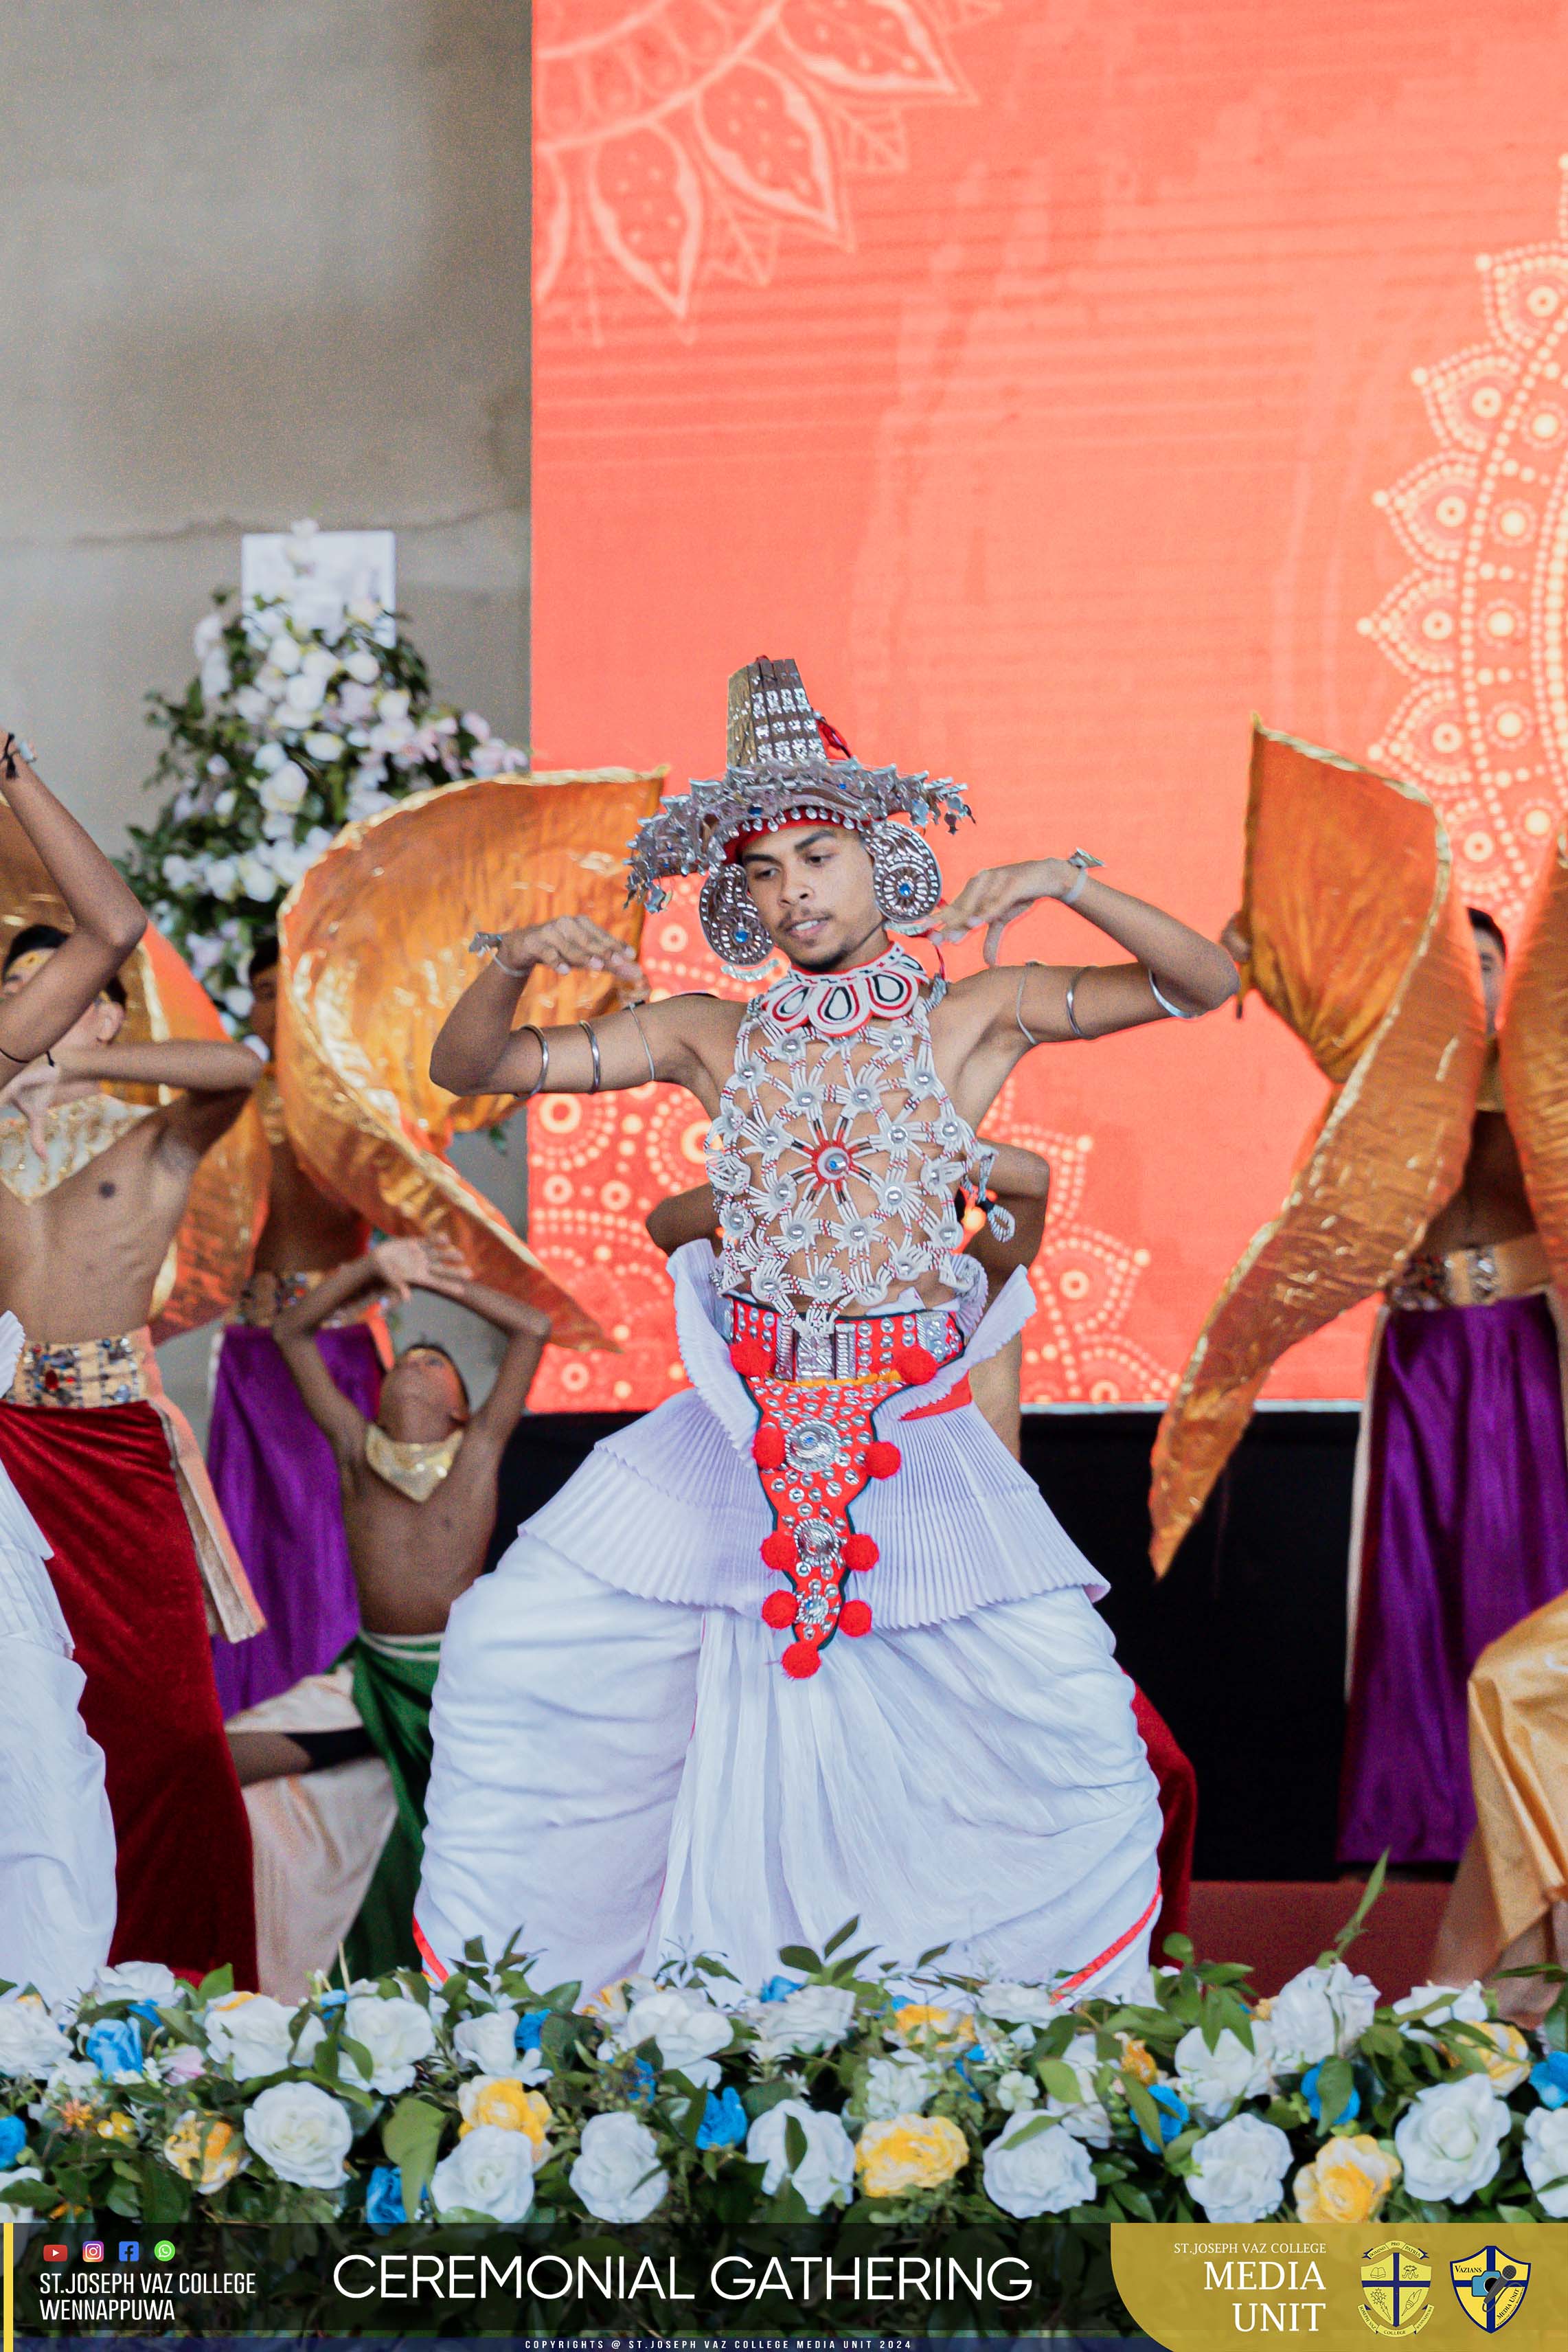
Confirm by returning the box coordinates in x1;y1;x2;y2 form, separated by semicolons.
1361;159;1568;923
535;0;999;330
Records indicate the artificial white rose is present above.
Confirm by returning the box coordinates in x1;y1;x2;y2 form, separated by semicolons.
747;1984;857;2059
747;2099;855;2215
453;2005;526;2079
192;613;226;659
996;2070;1040;2115
1173;2022;1275;2121
569;2110;669;2223
977;1982;1063;2030
0;2167;47;2222
368;716;414;756
303;730;343;762
213;789;237;820
242;2081;354;2189
264;841;313;890
253;740;286;773
1394;2073;1510;2204
0;1996;67;2077
341;1994;436;2094
1044;2031;1113;2145
343;650;381;686
93;1961;181;2006
1523;2104;1568;2217
1391;1981;1488;2045
204;1992;324;2083
983;2113;1096;2217
41;2057;103;2110
469;737;513;776
377;688;411;721
200;653;231;703
300;646;338;681
249;604;287;642
1188;2114;1292;2223
431;2123;536;2222
1267;1960;1380;2074
204;856;239;901
862;2050;944;2122
236;853;277;903
346;593;381;625
233;686;271;725
613;1989;733;2082
185;934;224;977
269;634;304;675
259;760;309;815
462;710;492;740
284;672;328;718
161;853;194;891
346;785;392;822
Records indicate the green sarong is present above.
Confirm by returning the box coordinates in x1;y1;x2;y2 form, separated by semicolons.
339;1629;442;1980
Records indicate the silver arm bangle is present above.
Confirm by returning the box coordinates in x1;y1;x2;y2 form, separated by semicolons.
1064;967;1089;1040
626;1000;658;1084
469;930;532;981
1015;961;1045;1048
516;1023;549;1096
579;1019;602;1093
1060;848;1103;909
1148;969;1201;1021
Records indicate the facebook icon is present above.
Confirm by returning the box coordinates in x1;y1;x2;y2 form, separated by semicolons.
119;2241;140;2263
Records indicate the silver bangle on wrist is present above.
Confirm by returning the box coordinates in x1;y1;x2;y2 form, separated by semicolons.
626;1000;658;1084
1060;848;1103;908
468;930;531;981
578;1019;602;1093
516;1023;549;1096
1064;967;1090;1040
1148;970;1201;1021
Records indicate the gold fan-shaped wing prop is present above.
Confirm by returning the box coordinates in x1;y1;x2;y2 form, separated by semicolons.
276;768;666;1353
1499;829;1568;1294
1148;724;1487;1575
0;793;269;1344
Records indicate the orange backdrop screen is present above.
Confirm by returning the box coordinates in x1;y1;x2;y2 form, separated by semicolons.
527;0;1568;1412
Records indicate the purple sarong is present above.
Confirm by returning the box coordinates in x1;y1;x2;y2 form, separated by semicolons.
209;1322;382;1719
1338;1291;1568;1866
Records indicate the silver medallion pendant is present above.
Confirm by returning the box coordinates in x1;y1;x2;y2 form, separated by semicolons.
870;823;943;931
698;861;773;966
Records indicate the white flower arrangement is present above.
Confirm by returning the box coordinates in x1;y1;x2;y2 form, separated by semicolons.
120;521;527;1021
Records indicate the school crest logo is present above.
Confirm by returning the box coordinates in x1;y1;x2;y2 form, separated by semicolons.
1451;2246;1530;2332
1359;2241;1433;2336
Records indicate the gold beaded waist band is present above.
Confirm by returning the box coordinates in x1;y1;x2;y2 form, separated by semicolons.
9;1329;152;1410
1389;1230;1552;1312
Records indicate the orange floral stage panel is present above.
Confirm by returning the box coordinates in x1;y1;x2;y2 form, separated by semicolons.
530;0;1568;1412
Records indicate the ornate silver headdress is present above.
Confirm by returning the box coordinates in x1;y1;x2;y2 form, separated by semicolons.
625;658;972;966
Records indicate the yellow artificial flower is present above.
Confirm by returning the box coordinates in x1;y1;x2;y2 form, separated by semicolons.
584;1980;636;2023
163;2114;245;2193
1475;2021;1532;2094
457;2077;553;2160
887;2004;975;2052
95;2111;137;2145
1118;2036;1157;2085
1252;1997;1274;2020
58;2098;100;2132
1293;2136;1400;2225
855;2113;970;2197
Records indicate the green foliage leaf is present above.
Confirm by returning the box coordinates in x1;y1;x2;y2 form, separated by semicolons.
1036;2059;1084;2106
381;2094;446;2219
1122;2074;1166;2150
776;1945;822;1974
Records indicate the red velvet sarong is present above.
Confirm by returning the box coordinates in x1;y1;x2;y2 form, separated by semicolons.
1132;1685;1197;1960
0;1399;257;1984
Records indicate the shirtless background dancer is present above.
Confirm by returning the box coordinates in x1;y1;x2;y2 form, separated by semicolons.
209;934;386;1717
0;936;264;1978
0;737;147;1999
416;657;1235;1994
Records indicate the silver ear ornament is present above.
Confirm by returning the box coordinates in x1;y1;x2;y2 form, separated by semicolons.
869;823;943;932
698;863;773;967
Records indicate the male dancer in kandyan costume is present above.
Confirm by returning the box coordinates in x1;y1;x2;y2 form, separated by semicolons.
1152;727;1568;1879
416;659;1237;1993
209;934;387;1718
0;737;148;2002
0;927;264;1981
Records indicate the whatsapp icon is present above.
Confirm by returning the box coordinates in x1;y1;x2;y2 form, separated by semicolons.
153;2241;176;2262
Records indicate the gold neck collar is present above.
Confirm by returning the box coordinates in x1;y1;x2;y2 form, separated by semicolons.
364;1422;462;1502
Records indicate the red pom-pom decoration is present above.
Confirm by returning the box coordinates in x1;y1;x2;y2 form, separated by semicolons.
894;1344;938;1386
730;1337;773;1378
865;1440;902;1480
781;1641;821;1680
760;1529;797;1573
843;1533;879;1572
752;1422;786;1471
760;1590;796;1629
839;1598;873;1638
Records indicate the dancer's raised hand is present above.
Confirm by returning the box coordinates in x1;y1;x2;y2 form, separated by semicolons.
0;1054;61;1157
371;1234;471;1302
913;857;1088;964
484;916;647;997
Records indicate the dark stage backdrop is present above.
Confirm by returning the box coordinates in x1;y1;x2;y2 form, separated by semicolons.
490;1408;1359;1884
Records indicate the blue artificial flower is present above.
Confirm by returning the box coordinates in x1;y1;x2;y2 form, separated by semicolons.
952;2053;985;2101
1134;2083;1190;2154
516;2009;550;2053
318;1990;349;2013
695;2087;748;2149
628;2058;657;2106
1531;2051;1568;2109
758;1976;798;2004
1302;2062;1361;2127
128;2002;163;2029
84;2017;143;2077
0;2116;26;2169
365;2165;408;2234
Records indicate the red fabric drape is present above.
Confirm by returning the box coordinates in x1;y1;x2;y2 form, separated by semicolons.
1132;1685;1197;1960
0;1399;256;1985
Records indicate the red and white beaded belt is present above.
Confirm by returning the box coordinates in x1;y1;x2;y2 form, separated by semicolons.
723;1294;969;1680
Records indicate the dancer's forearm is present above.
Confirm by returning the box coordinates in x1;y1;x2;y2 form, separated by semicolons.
56;1038;264;1092
1055;874;1238;1013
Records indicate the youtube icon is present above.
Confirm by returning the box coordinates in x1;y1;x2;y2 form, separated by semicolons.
42;2245;68;2263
